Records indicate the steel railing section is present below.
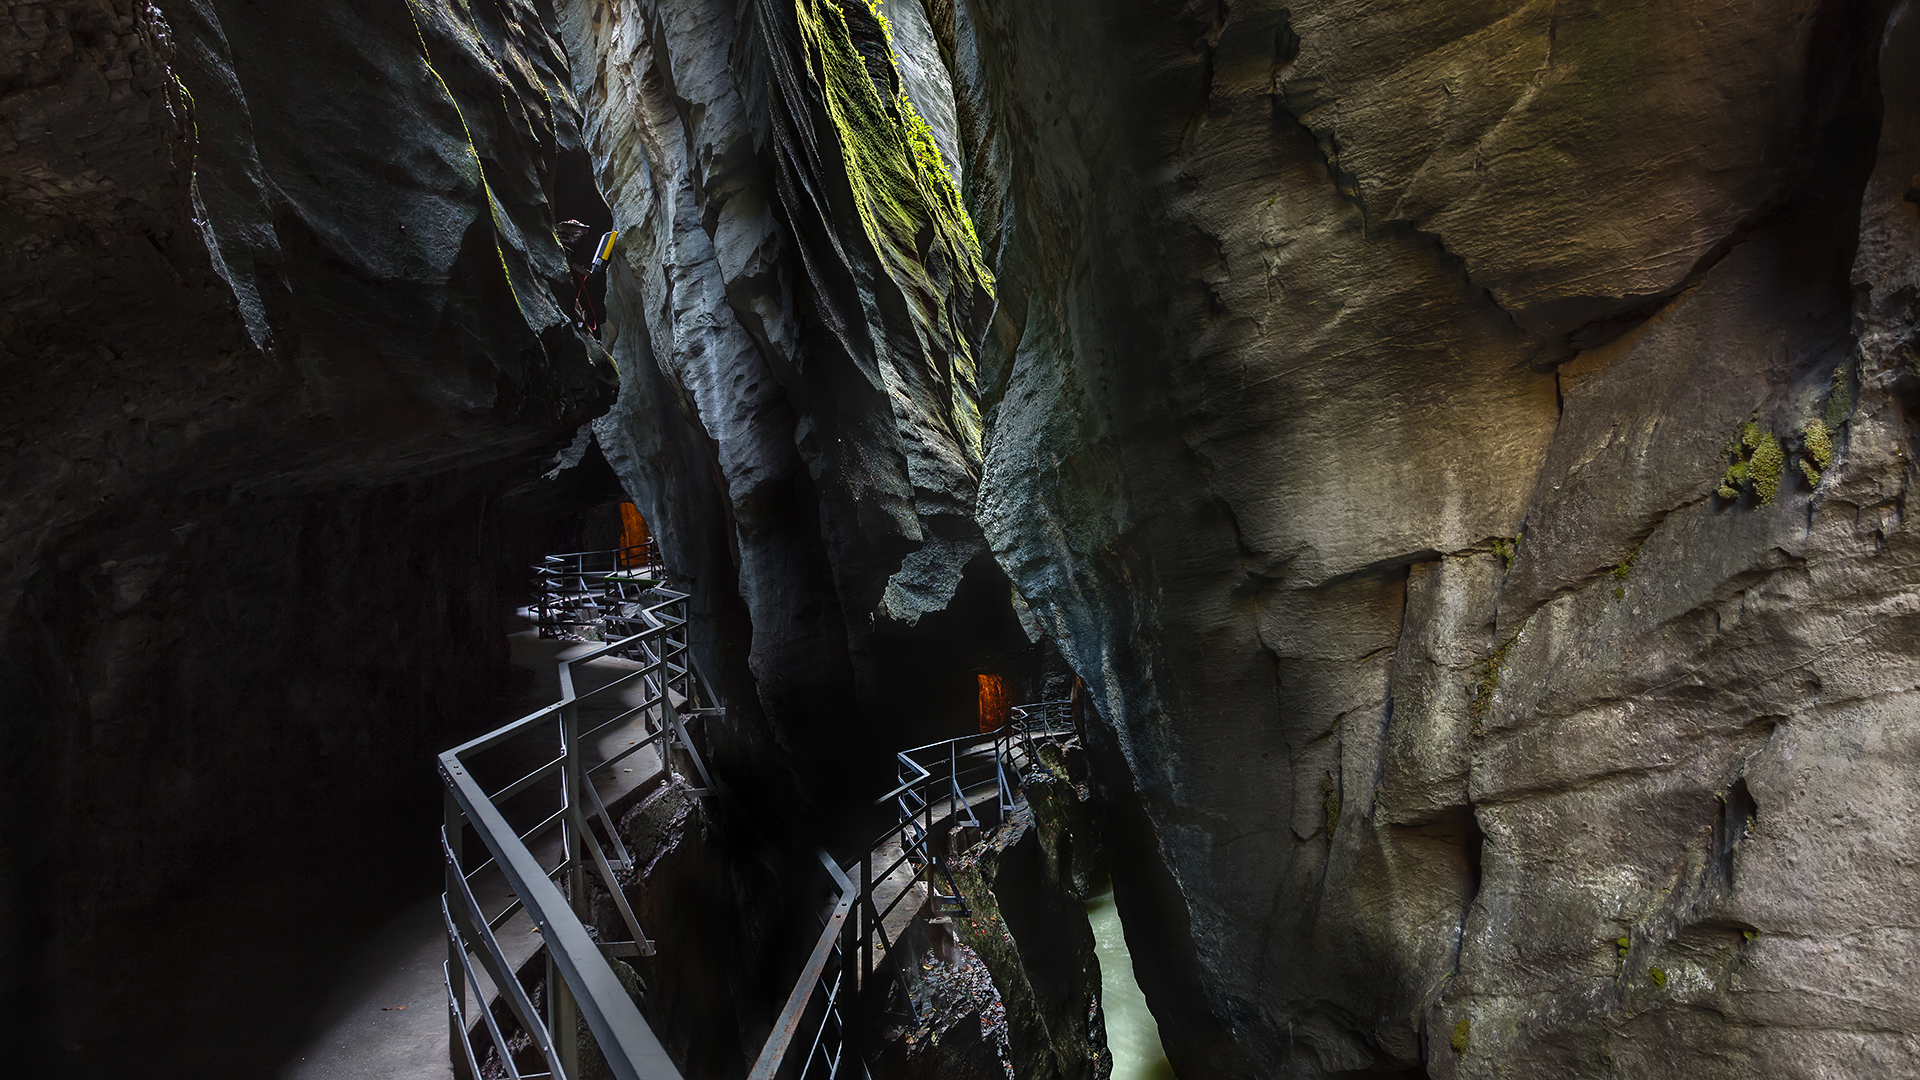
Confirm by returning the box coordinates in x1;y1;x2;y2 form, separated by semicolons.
441;578;711;1080
746;704;1082;1079
537;543;661;638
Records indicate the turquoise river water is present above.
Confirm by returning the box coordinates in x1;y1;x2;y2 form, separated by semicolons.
1084;882;1177;1080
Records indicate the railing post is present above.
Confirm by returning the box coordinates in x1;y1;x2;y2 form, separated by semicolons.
559;667;585;1078
839;882;859;1071
860;853;873;994
445;790;473;1080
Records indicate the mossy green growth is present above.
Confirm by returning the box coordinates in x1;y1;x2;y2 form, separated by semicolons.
1648;966;1667;988
1491;536;1517;571
1749;430;1784;504
1717;421;1784;505
1451;1016;1471;1054
1826;363;1852;432
1468;639;1512;735
1801;417;1834;486
793;0;993;453
1609;543;1639;600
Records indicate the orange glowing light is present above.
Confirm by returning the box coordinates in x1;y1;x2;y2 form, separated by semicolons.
977;673;1011;733
618;502;651;568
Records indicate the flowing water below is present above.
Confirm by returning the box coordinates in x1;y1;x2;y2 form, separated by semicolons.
1085;881;1177;1080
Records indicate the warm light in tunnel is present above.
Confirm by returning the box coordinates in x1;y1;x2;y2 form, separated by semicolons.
978;673;1010;733
618;502;650;567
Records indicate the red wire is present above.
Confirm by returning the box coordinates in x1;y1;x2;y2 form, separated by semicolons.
572;272;599;333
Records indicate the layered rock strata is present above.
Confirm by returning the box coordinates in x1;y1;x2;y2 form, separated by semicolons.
948;0;1920;1076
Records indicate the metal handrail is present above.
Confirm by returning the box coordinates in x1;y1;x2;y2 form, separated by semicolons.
441;572;709;1080
748;705;1074;1077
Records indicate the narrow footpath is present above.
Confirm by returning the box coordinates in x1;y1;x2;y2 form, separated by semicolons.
281;616;669;1080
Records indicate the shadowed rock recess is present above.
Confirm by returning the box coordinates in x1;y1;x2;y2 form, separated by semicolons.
10;0;1920;1077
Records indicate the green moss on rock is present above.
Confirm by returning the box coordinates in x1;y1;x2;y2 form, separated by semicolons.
1801;417;1833;486
1451;1016;1471;1054
1468;638;1513;735
1716;421;1784;505
1750;432;1784;504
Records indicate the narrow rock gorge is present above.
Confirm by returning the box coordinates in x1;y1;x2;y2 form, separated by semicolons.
8;0;1920;1077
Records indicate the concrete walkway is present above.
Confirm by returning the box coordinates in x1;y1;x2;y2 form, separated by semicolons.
282;621;670;1080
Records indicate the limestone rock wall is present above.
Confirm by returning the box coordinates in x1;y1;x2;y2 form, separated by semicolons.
553;0;1025;803
2;0;614;1066
945;0;1920;1076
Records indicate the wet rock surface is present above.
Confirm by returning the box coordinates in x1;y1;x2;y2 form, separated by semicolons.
944;0;1920;1076
16;0;1920;1076
3;0;613;1069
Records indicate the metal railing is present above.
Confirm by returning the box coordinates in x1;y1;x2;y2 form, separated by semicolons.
747;706;1081;1079
441;576;714;1080
536;543;661;638
450;541;1082;1080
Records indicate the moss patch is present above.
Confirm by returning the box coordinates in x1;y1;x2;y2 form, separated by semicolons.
793;0;993;454
1749;429;1784;504
1491;536;1517;571
1468;637;1514;735
1451;1016;1471;1054
1802;417;1833;486
1647;966;1667;988
1716;421;1784;505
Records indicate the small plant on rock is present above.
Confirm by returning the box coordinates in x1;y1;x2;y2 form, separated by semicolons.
1801;418;1834;486
1717;421;1784;505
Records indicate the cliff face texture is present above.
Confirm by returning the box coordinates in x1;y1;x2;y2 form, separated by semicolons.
523;0;1920;1076
14;0;1920;1076
950;0;1920;1076
553;0;1021;795
2;0;612;1066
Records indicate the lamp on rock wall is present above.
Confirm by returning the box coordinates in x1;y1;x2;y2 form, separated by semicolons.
617;502;650;568
978;673;1010;734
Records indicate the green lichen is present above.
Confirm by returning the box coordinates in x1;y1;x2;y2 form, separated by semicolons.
1491;536;1517;571
1609;544;1639;600
1648;966;1667;988
1451;1016;1471;1054
1825;363;1852;432
1716;421;1784;505
1749;431;1784;504
1468;638;1513;735
1801;417;1833;486
1611;545;1637;581
794;0;993;456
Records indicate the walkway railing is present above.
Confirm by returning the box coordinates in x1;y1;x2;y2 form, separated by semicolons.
536;542;660;638
447;544;1079;1080
441;577;712;1080
748;705;1080;1079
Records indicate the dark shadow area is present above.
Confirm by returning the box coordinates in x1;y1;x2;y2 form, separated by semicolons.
551;149;616;335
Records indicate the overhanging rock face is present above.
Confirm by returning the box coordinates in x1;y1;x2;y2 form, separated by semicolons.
951;0;1920;1076
4;0;613;1062
555;0;1010;782
558;0;1920;1075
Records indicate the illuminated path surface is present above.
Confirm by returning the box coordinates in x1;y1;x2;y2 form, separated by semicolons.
1085;883;1177;1080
